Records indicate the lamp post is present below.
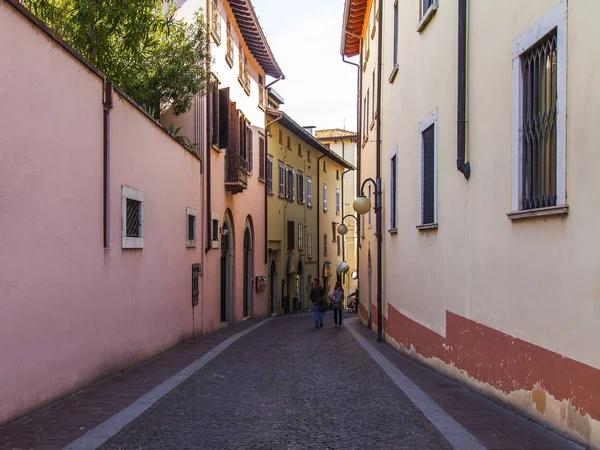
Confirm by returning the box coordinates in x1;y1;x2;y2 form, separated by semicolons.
352;177;383;342
336;214;358;238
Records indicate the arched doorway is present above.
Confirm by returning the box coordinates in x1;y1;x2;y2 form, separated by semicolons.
367;245;372;329
269;259;277;315
243;226;253;318
297;260;304;311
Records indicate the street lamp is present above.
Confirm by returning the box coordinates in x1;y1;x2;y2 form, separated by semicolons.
353;177;383;342
336;214;358;237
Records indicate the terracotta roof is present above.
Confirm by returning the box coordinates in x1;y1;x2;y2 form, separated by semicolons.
228;0;284;78
267;109;356;171
315;129;357;140
341;0;370;57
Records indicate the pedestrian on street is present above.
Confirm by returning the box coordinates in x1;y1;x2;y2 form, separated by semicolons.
330;281;345;329
309;278;324;329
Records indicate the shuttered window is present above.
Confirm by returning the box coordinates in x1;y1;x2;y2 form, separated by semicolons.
218;88;229;149
259;135;266;181
287;221;295;250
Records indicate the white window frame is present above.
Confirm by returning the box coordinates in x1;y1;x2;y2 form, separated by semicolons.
298;223;304;250
307;177;313;207
323;184;328;212
186;207;197;248
278;160;285;198
511;0;567;213
122;186;143;249
418;109;438;227
335;189;341;215
211;212;220;249
307;234;313;258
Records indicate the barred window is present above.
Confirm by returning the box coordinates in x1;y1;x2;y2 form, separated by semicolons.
122;186;143;249
186;207;197;248
521;30;557;211
421;125;435;225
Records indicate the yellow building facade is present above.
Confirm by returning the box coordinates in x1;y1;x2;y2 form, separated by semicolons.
266;94;354;314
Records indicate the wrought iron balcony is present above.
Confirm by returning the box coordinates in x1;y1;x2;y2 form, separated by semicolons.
225;152;248;194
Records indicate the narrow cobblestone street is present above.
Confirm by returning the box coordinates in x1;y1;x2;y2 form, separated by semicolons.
0;313;583;450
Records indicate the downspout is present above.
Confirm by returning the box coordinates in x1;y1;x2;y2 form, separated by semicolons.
205;0;213;253
266;75;284;89
342;35;362;290
317;154;326;286
457;0;471;180
375;0;384;341
103;80;113;249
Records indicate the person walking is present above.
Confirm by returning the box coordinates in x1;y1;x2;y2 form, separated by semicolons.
309;278;324;329
330;281;345;329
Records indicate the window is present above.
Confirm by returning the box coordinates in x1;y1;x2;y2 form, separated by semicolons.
307;177;313;207
279;130;283;144
259;134;266;181
258;75;266;110
266;155;274;194
332;222;338;242
307;150;311;162
419;110;438;226
323;160;327;173
371;69;376;123
512;1;566;214
390;154;398;230
122;186;143;249
207;79;220;149
324;234;328;257
364;89;370;141
298;143;302;157
238;52;250;95
287;221;295;251
323;184;328;211
287;136;291;149
225;19;234;67
390;0;399;82
218;88;229;150
324;143;331;149
336;170;340;180
368;185;372;228
307;234;313;258
278;160;285;198
285;166;296;201
298;223;304;250
211;213;220;249
211;0;221;44
418;0;438;32
336;189;341;215
337;236;341;256
297;171;305;204
186;207;197;248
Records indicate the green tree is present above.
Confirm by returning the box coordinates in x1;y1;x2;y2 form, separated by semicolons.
23;0;210;118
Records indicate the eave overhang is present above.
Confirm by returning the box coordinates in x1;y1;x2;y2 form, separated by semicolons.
341;0;369;57
228;0;284;78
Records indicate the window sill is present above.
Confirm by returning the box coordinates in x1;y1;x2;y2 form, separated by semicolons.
267;191;274;196
225;54;234;68
371;24;377;40
238;77;250;96
212;144;222;153
389;228;398;234
258;177;265;183
370;120;376;131
388;65;399;83
307;204;313;209
416;223;438;231
258;102;266;111
507;205;569;221
417;4;438;33
186;240;196;248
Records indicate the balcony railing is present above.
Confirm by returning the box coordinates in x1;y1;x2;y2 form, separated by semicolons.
225;153;248;193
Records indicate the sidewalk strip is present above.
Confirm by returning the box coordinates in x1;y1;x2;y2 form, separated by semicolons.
64;318;271;450
344;318;486;450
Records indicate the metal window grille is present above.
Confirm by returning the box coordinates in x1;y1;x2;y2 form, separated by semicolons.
422;125;435;225
126;199;141;237
188;214;195;241
521;30;558;210
192;264;200;307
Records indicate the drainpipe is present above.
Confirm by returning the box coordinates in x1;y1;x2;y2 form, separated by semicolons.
204;0;213;254
374;0;384;341
342;35;362;291
266;75;284;89
457;0;471;180
317;154;326;286
103;80;113;249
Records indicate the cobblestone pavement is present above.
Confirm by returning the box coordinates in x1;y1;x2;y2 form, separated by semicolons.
101;314;451;450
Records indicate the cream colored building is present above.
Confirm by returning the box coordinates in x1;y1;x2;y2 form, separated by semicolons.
316;129;359;298
342;0;600;447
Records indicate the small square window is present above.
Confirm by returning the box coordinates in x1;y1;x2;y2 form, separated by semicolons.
186;207;197;248
122;186;143;249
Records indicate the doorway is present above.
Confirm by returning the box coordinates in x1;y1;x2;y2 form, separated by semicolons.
243;227;253;318
297;260;304;311
269;259;277;315
220;221;233;323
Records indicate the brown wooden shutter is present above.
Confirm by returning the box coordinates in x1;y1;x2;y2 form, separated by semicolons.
207;88;214;152
247;125;253;174
259;136;265;180
219;88;229;149
227;101;237;181
212;83;219;146
287;221;295;250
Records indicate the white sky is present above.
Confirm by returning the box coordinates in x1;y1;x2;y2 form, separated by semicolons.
251;0;358;132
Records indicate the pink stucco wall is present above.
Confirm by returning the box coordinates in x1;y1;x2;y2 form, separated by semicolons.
0;1;202;424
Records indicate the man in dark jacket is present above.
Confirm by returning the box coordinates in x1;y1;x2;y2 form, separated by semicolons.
309;278;324;329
